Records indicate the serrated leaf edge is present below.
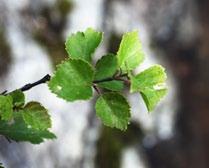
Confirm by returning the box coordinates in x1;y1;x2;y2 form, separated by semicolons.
95;92;131;131
65;28;104;62
48;58;95;102
21;101;52;130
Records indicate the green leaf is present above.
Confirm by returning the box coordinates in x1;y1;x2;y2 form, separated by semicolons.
65;28;103;62
131;65;167;92
131;65;167;111
94;54;118;80
9;90;25;107
48;59;94;101
95;92;130;130
117;31;144;72
141;88;167;111
0;113;56;144
21;102;51;130
98;81;124;91
0;95;13;121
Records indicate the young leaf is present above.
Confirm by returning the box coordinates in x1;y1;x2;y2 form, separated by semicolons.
9;90;25;107
117;31;144;72
0;95;13;121
48;59;94;101
131;65;167;92
21;102;51;130
94;54;118;80
131;65;167;111
95;92;130;131
65;28;103;62
0;113;56;144
98;81;124;91
141;88;167;111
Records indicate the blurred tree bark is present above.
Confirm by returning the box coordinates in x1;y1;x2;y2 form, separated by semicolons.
140;0;209;167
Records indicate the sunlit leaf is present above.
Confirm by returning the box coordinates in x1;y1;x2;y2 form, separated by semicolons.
65;28;103;62
141;88;167;111
48;59;94;101
131;65;167;111
117;31;144;72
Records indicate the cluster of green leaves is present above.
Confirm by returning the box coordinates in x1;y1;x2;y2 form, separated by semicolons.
48;28;167;131
0;90;55;144
0;28;167;145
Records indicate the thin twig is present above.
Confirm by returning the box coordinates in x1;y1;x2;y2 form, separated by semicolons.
2;72;128;96
4;74;51;95
0;90;7;95
19;74;51;92
1;75;51;95
5;136;12;143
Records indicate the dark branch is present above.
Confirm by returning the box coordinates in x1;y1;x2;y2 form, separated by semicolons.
1;73;128;96
1;75;51;95
19;74;51;92
0;90;7;95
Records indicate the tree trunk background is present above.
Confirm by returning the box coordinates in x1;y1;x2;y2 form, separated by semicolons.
139;0;209;167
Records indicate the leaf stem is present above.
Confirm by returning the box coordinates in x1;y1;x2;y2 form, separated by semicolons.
93;73;128;84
